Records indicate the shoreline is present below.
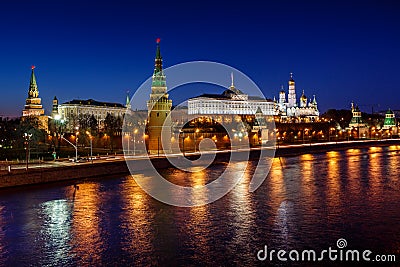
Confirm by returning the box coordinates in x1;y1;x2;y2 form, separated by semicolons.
1;139;399;189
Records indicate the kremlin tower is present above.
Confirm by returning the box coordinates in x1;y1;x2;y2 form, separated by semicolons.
22;66;44;117
287;73;297;108
146;39;172;154
22;66;48;131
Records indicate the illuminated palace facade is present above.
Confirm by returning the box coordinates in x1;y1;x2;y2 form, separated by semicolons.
188;74;275;116
188;73;320;122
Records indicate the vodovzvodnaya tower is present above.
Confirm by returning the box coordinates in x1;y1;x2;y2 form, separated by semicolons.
146;39;172;154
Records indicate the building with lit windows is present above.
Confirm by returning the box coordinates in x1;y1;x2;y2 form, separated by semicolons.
53;98;128;130
382;108;398;136
347;102;369;138
383;109;397;130
276;73;319;121
188;74;275;116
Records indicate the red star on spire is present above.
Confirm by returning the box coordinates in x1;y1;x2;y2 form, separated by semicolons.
31;65;35;70
156;38;161;44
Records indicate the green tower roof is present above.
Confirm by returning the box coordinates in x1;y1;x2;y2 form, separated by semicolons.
152;38;166;87
386;108;394;115
28;66;39;98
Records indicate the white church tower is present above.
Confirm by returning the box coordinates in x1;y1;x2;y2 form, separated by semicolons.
287;73;297;108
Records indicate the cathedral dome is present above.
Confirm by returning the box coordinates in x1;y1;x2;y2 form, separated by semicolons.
300;90;307;101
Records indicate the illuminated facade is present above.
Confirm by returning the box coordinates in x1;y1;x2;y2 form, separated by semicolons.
188;74;275;116
146;39;172;154
383;109;396;130
22;66;49;131
55;99;127;130
348;102;369;137
276;73;319;121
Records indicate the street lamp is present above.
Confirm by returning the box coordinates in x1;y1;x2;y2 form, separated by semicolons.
24;132;32;170
195;128;200;152
86;131;93;163
180;130;185;156
303;128;308;143
75;130;79;162
133;129;138;156
124;133;130;155
61;132;78;162
54;114;65;151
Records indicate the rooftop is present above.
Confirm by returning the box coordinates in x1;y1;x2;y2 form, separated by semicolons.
61;99;125;108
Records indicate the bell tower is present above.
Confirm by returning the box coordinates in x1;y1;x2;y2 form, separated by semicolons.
287;72;297;108
146;39;172;154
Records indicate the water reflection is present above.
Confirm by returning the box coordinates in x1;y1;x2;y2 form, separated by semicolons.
39;199;72;266
0;147;400;265
184;168;212;264
368;147;383;197
299;154;316;202
226;162;256;265
326;151;341;210
119;176;155;266
70;183;103;265
347;148;362;196
0;205;6;265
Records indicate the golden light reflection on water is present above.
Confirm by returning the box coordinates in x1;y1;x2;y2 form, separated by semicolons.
346;149;362;195
368;147;383;196
388;145;400;152
299;154;316;206
269;157;297;246
69;183;103;264
191;166;207;189
387;150;399;184
227;161;256;257
268;158;286;207
326;151;341;209
369;146;383;153
119;175;155;262
187;168;212;261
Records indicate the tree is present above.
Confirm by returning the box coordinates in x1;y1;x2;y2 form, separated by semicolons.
15;116;46;160
103;113;122;151
88;114;98;134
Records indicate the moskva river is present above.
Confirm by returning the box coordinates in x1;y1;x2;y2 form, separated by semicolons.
0;146;399;266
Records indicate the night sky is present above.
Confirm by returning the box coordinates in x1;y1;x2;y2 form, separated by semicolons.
0;0;399;117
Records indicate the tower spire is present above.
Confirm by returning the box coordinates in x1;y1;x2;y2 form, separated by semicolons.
29;65;38;98
125;90;131;109
23;65;44;118
154;38;162;74
231;72;234;87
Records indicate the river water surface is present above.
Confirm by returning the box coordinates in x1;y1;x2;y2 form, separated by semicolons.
0;146;400;266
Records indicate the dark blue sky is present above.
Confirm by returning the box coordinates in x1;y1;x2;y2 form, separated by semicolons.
0;0;399;117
